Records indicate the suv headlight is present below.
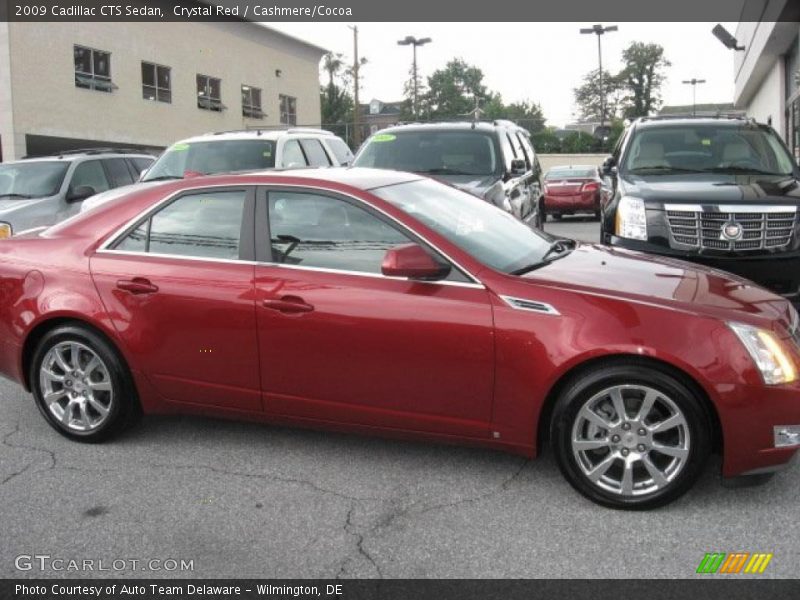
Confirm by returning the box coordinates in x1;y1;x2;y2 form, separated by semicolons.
615;196;648;241
0;223;12;239
729;322;798;385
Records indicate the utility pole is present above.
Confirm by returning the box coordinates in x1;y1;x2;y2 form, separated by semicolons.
682;78;706;116
397;36;432;118
350;25;361;147
580;24;618;131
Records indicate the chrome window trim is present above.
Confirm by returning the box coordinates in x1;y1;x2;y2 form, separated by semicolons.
664;204;798;214
95;182;486;289
499;295;561;316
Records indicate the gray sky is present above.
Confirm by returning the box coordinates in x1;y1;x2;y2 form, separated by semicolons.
271;22;738;128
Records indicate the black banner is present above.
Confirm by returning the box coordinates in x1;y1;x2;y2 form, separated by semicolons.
3;580;800;600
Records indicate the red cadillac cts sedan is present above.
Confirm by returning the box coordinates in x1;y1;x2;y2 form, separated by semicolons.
543;165;607;220
1;168;799;509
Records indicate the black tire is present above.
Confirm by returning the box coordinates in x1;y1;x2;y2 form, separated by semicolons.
552;214;562;221
550;363;711;510
30;324;140;442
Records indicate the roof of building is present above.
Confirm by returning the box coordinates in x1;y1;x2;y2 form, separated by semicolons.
360;99;405;117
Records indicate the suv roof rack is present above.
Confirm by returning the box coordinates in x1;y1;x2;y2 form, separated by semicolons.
639;113;750;123
391;119;523;129
287;127;334;135
205;127;334;137
22;147;149;159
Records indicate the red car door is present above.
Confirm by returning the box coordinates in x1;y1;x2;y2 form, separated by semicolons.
254;187;495;438
90;186;262;411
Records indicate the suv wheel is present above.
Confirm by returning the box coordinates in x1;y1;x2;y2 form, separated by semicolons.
31;325;140;442
551;364;710;509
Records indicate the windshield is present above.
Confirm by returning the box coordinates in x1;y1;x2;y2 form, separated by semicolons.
622;124;796;176
0;161;69;198
373;179;552;273
354;130;500;176
546;167;596;180
143;139;277;181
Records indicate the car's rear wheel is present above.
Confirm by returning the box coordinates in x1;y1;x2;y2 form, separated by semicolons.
30;325;140;442
551;364;710;509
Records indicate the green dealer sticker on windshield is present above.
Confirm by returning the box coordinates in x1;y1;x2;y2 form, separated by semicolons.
372;133;396;142
171;143;190;151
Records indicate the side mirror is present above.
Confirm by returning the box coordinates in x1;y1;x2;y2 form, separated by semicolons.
382;243;450;280
510;158;527;176
138;167;149;180
66;185;96;202
601;156;617;176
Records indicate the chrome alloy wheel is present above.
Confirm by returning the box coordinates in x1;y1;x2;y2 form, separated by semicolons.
39;341;114;432
571;384;690;497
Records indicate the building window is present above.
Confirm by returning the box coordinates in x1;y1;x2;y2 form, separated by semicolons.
241;85;263;119
197;74;225;111
279;94;297;125
142;62;171;103
74;45;116;92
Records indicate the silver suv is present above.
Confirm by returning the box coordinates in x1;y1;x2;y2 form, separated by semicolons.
81;128;354;213
0;149;154;238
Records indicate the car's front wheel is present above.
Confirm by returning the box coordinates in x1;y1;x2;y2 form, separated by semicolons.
30;324;140;442
551;363;710;509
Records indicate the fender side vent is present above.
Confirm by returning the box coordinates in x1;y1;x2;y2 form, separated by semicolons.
499;295;560;315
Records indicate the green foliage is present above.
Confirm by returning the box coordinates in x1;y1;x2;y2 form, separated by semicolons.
531;129;562;153
421;58;499;119
560;131;596;153
573;68;623;122
617;42;671;118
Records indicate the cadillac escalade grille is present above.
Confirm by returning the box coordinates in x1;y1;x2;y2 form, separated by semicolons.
665;206;797;251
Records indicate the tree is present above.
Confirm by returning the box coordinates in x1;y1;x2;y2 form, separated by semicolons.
617;42;671;118
320;52;354;144
573;68;623;123
531;128;562;153
499;100;546;134
422;58;498;119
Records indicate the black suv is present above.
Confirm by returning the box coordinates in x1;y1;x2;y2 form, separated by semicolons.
600;115;800;303
353;120;544;228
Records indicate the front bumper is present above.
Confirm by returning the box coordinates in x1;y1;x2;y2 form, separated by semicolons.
608;235;800;302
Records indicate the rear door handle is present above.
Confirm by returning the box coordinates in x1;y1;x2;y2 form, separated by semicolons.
262;296;314;314
116;278;158;295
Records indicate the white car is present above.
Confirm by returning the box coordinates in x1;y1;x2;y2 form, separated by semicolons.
81;128;354;212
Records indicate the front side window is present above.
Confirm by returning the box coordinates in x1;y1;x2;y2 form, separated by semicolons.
279;94;297;125
142;62;171;103
267;191;411;274
299;139;331;167
242;85;263;119
74;45;115;92
103;158;135;188
326;138;354;166
0;161;69;199
143;140;276;181
115;190;246;260
354;130;500;177
197;74;224;111
70;160;110;195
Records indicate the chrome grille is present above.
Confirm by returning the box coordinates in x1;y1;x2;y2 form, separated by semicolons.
666;206;797;251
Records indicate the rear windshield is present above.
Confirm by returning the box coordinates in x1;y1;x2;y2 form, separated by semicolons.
143;139;277;181
354;130;500;177
546;167;596;180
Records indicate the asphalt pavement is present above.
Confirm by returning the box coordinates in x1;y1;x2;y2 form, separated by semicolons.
1;216;798;579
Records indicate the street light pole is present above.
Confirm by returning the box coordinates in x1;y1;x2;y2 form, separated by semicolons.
349;25;361;147
580;24;618;131
397;35;432;118
682;78;706;116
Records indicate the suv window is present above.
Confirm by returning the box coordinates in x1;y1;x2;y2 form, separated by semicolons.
354;130;500;176
143;140;276;181
299;139;331;167
326;137;354;166
281;139;307;168
70;160;110;194
128;157;153;177
115;190;246;260
267;191;412;273
104;158;135;187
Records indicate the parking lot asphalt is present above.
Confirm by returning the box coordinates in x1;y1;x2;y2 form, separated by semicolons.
1;215;798;580
543;215;601;243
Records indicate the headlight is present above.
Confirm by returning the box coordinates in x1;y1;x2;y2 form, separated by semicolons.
0;223;12;239
728;322;798;385
615;196;647;241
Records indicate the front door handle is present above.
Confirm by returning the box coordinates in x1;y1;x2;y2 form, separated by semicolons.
116;277;158;295
262;295;314;314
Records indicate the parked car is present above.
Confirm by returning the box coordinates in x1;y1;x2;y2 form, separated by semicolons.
80;128;354;213
2;168;799;509
353;121;544;228
0;149;154;237
600;115;800;304
543;165;608;221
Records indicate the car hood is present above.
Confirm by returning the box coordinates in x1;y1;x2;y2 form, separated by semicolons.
519;243;796;331
620;173;800;206
428;174;499;195
0;195;55;215
80;180;165;212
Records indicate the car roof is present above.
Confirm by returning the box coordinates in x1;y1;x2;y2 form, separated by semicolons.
223;167;425;191
633;116;762;130
14;152;154;164
370;121;525;135
175;128;339;144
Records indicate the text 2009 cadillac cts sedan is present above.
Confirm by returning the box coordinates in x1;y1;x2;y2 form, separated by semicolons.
0;168;798;509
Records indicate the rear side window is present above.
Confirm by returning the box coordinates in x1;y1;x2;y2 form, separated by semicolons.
281;139;307;168
326;137;354;165
70;160;110;194
299;139;331;167
114;190;246;260
104;158;135;187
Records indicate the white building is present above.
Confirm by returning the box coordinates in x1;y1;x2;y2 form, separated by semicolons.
0;21;326;161
733;0;800;161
